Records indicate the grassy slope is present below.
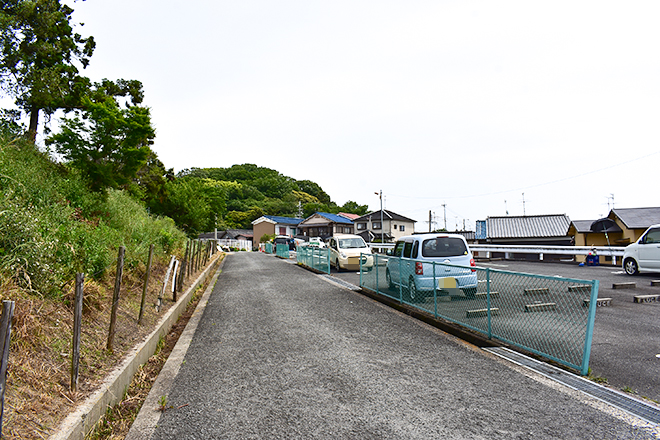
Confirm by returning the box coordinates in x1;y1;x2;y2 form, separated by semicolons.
0;137;192;438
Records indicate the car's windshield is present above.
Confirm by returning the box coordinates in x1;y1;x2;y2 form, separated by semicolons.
338;238;367;249
422;237;468;257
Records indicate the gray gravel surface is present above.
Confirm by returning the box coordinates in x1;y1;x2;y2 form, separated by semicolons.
147;253;656;439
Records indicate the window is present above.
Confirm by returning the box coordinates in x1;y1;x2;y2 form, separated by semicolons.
399;225;405;231
357;223;367;230
644;228;660;243
344;227;352;233
373;222;382;230
412;241;419;259
422;237;468;257
394;241;404;257
403;241;413;258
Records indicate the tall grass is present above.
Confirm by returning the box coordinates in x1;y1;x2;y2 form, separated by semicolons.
0;135;186;298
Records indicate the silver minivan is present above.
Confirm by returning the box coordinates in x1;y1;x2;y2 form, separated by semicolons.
385;233;478;302
623;224;660;275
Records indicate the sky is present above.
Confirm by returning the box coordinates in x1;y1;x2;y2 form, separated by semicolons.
13;1;660;231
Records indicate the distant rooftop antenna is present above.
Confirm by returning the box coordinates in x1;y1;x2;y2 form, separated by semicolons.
607;194;615;210
522;192;526;216
504;200;509;215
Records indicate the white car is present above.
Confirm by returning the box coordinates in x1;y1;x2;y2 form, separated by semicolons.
623;224;660;275
307;237;326;248
328;234;374;271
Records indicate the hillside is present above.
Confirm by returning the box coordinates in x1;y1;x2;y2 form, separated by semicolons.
0;135;192;438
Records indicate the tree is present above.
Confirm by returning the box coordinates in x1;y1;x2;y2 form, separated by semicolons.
46;94;155;191
0;0;95;140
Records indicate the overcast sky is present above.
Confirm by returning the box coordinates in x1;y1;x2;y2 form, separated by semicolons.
28;2;660;230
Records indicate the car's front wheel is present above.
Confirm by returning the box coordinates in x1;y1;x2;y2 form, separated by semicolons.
624;258;639;275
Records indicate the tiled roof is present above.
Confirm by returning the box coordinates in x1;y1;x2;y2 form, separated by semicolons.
316;212;354;224
354;210;417;223
570;220;595;234
263;215;304;225
337;212;360;220
611;207;660;229
486;214;571;239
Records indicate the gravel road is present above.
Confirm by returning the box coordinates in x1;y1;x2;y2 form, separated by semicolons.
130;252;658;439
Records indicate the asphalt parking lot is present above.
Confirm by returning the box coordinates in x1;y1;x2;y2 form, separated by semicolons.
330;259;660;403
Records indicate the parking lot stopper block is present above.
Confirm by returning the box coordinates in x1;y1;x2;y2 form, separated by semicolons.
583;298;612;307
612;282;636;290
651;280;660;287
568;285;591;293
633;294;660;304
524;302;557;312
475;291;499;299
466;308;499;318
523;288;550;296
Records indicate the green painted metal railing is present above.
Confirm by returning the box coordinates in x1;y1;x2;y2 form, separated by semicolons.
275;244;290;259
296;246;330;274
360;254;599;375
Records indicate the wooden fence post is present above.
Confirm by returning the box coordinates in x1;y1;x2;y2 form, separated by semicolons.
138;244;154;325
178;241;189;291
107;246;125;352
0;300;16;438
71;273;84;392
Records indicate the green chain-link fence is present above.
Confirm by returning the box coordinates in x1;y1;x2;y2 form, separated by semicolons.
275;244;290;259
361;254;599;375
264;242;274;254
296;246;330;274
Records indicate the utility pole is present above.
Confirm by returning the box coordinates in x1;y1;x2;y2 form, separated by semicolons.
522;192;526;216
429;210;432;232
442;203;447;231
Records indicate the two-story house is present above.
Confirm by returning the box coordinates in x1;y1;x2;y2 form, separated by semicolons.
353;210;417;243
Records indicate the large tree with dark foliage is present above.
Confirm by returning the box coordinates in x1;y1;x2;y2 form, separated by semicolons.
0;0;95;140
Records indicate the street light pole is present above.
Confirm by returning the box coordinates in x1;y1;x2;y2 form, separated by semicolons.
374;190;383;245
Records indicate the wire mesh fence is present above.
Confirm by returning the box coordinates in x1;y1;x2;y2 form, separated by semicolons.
361;254;599;375
264;243;274;254
275;244;290;259
296;246;331;274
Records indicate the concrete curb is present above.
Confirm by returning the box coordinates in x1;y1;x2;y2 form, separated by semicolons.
50;254;224;440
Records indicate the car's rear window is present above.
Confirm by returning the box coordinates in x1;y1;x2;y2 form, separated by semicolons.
422;237;468;257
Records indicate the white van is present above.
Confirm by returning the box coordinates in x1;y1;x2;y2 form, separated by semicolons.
386;233;477;302
623;224;660;275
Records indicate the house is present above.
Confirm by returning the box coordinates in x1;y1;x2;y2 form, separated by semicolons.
569;207;660;255
353;210;417;243
297;212;354;239
475;214;572;260
251;215;303;244
198;229;254;251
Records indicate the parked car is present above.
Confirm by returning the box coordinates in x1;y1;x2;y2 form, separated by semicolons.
623;224;660;275
328;234;374;271
307;237;326;248
385;233;478;303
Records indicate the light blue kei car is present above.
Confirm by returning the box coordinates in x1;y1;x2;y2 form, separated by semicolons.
385;233;478;303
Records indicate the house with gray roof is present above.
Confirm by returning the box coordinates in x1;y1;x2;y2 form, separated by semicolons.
475;214;572;260
569;207;660;252
353;210;417;243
